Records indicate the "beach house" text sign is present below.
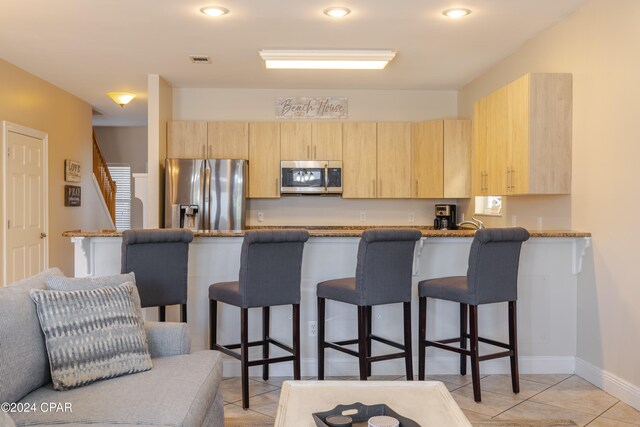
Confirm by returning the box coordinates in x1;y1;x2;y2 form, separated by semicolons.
275;97;347;119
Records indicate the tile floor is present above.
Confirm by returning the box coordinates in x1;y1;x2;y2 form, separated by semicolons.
222;374;640;426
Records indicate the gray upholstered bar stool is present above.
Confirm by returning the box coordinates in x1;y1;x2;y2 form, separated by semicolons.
317;228;422;381
418;227;530;402
209;229;309;409
121;229;194;322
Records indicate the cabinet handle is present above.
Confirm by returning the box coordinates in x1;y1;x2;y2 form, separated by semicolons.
484;172;488;193
276;178;279;195
314;145;317;159
510;169;515;190
415;180;418;198
506;168;510;192
307;145;310;159
202;144;206;158
379;179;382;197
373;179;376;197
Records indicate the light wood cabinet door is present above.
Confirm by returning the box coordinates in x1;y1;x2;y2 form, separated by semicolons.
411;120;443;198
486;86;509;195
473;99;488;195
248;122;280;198
167;121;207;158
280;122;312;160
444;119;472;198
342;122;377;198
311;122;342;160
509;73;572;195
377;122;411;198
508;74;531;195
207;121;249;159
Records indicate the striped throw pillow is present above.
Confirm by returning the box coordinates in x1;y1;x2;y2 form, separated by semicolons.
30;283;152;390
45;273;143;325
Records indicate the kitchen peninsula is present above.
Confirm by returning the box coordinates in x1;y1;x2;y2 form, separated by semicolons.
65;227;590;378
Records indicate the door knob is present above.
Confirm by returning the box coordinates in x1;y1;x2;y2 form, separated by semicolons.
40;232;47;239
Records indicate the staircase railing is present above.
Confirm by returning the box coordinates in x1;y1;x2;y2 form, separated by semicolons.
92;130;117;225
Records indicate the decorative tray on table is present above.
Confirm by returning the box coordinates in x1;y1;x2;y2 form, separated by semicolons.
312;402;421;427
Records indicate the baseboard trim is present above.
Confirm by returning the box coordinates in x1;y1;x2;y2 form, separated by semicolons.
221;356;576;378
576;358;640;410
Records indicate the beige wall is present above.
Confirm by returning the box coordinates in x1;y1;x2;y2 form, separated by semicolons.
458;0;640;404
94;126;148;228
147;75;172;228
0;59;112;278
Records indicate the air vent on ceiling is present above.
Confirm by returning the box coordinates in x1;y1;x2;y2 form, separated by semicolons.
189;55;212;64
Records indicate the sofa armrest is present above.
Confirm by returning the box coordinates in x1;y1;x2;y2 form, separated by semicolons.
144;321;191;358
1;411;16;427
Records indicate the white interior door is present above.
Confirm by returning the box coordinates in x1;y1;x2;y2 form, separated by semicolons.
3;123;48;284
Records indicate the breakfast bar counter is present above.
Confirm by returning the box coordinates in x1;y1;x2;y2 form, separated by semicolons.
65;227;591;378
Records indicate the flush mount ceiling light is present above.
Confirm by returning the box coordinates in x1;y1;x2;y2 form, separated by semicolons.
200;6;229;16
442;8;471;18
259;49;396;70
107;92;136;107
323;7;351;18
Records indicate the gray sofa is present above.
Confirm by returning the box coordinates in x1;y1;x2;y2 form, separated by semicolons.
0;269;224;427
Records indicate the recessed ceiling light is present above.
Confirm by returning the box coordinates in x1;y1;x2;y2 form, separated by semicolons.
442;8;471;18
259;49;396;70
200;6;229;16
324;7;351;18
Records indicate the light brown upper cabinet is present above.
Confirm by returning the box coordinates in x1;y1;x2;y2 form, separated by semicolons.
412;120;444;198
207;121;249;159
377;122;412;198
473;73;572;196
412;120;471;199
342;122;377;198
443;120;472;198
281;121;343;160
311;122;343;160
280;122;312;160
248;122;280;198
167;121;207;158
507;73;572;195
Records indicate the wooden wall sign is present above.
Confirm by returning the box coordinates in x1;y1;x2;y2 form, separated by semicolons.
64;159;81;182
275;97;347;119
64;185;81;207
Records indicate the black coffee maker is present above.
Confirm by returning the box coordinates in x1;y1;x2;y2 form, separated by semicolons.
434;204;457;230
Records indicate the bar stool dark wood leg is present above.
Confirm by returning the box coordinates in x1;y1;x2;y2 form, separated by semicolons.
241;308;250;409
209;300;217;349
366;305;373;377
181;303;187;323
317;297;326;380
509;301;520;394
460;303;468;375
293;304;301;380
262;307;270;381
418;296;427;381
357;306;368;380
159;306;166;322
403;301;413;380
469;305;481;402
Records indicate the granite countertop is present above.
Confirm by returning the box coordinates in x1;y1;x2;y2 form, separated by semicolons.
62;226;591;238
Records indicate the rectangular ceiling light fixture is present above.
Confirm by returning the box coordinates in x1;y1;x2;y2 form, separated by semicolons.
259;49;396;70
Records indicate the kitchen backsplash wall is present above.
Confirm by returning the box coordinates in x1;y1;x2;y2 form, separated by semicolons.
247;197;458;226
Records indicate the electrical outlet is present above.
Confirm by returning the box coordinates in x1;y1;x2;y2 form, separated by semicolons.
408;212;415;223
308;320;317;337
257;211;264;222
359;212;367;222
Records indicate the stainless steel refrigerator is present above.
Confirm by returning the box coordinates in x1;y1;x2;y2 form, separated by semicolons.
165;159;246;231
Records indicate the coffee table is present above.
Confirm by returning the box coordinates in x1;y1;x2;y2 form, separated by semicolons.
274;381;471;426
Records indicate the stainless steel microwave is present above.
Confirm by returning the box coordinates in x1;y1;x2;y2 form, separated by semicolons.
280;160;343;195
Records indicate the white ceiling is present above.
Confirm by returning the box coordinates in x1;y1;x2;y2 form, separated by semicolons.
0;0;588;126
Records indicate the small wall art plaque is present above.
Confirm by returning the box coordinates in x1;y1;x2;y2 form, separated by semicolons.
64;159;81;182
64;185;81;207
275;97;347;119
